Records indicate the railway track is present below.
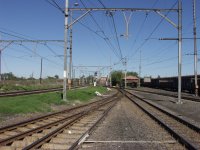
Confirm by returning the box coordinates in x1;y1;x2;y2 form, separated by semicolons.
129;88;200;102
0;86;83;97
0;91;120;150
124;90;200;150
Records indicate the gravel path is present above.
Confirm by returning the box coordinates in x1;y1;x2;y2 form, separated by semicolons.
136;87;198;98
79;97;184;150
132;90;200;124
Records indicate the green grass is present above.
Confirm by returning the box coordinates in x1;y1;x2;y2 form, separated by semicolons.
0;86;107;114
67;86;107;102
0;84;62;92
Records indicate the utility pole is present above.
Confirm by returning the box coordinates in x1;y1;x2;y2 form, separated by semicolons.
124;57;127;89
73;68;75;86
193;0;198;96
0;50;1;82
68;11;73;90
63;0;69;101
110;57;112;87
0;35;1;82
177;0;182;104
139;49;141;87
0;41;13;82
40;58;43;84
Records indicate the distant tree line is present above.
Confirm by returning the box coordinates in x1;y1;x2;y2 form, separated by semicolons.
0;72;60;80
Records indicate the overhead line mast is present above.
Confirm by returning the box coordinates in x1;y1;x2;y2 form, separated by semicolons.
63;0;69;101
193;0;198;96
63;1;182;104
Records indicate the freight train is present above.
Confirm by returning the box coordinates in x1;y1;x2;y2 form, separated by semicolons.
141;75;200;94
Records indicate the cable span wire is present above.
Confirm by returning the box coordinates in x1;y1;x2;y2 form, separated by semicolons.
128;0;178;60
110;13;123;59
0;29;63;62
45;0;65;14
97;0;123;59
45;0;122;59
0;30;27;40
18;43;63;68
128;13;148;53
79;0;122;59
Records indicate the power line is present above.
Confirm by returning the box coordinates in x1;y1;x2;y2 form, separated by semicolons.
151;0;160;8
0;29;63;61
79;0;122;59
18;43;63;68
44;43;63;60
110;12;123;59
127;0;160;56
45;0;122;59
143;53;191;67
45;0;65;14
97;0;106;8
0;27;38;40
128;0;178;60
0;30;27;40
97;0;123;59
128;13;148;53
144;56;177;66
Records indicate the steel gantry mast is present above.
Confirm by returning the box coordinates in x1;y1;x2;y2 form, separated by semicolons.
63;0;69;101
193;0;198;96
177;0;182;104
62;1;182;103
68;11;73;90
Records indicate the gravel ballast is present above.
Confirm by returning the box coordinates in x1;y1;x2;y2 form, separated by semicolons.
132;89;200;124
79;97;184;150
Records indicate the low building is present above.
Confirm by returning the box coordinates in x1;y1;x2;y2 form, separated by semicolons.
122;75;139;87
98;77;108;86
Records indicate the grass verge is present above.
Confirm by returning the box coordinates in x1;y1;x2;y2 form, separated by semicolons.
0;84;62;92
0;86;107;114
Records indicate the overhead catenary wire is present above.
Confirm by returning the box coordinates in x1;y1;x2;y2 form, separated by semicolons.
111;0;161;68
143;53;191;68
45;0;65;14
0;29;63;61
0;30;27;40
79;0;122;59
45;0;122;59
109;0;159;65
17;43;63;68
97;0;123;59
128;0;178;60
128;13;148;53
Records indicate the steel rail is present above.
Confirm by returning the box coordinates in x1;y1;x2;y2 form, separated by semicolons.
0;86;83;97
22;113;85;150
0;96;118;147
129;88;200;102
68;95;121;150
124;90;200;150
0;91;118;133
0;112;82;146
125;90;200;132
22;95;119;149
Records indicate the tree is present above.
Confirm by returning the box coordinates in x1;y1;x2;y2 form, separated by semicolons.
54;75;59;79
111;70;123;86
127;71;138;77
1;72;17;80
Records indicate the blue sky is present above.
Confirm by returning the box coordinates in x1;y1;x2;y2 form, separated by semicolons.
0;0;199;78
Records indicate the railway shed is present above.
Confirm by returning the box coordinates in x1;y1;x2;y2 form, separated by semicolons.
123;75;139;87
